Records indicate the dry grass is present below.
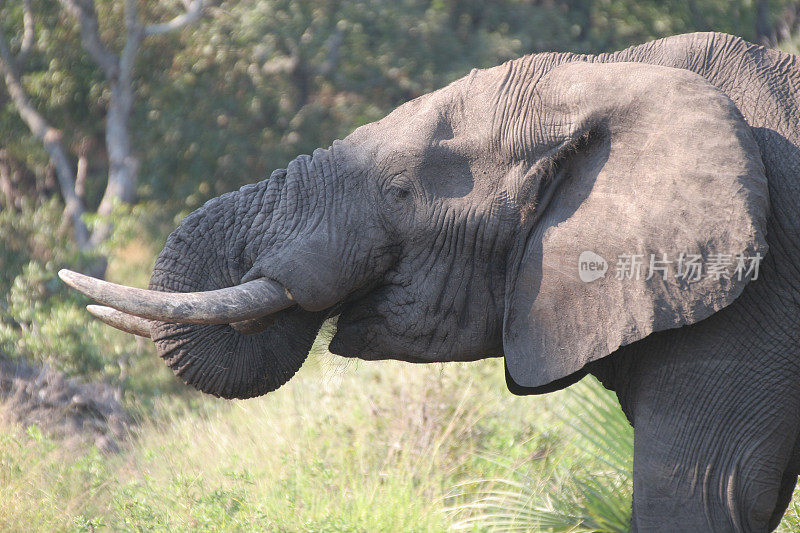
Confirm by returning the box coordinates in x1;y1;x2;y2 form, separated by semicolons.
0;351;797;531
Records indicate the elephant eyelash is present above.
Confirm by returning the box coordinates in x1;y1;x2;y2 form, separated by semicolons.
390;186;411;199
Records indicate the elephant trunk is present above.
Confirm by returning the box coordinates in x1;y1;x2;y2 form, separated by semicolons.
146;165;328;399
62;148;364;398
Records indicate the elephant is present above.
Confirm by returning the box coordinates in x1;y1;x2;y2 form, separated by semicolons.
59;32;800;531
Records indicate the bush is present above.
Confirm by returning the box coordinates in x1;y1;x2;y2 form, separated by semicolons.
446;377;633;532
0;198;166;394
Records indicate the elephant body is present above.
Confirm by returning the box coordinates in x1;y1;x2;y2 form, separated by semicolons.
63;32;800;531
581;33;800;532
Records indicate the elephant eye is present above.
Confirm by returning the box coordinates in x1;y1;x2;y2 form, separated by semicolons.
393;187;410;199
381;181;417;230
387;184;412;202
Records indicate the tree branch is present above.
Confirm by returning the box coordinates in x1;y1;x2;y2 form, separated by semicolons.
0;31;90;248
317;27;343;77
0;150;14;209
17;0;35;64
91;0;142;240
144;0;204;36
75;140;89;202
120;0;144;86
58;0;119;77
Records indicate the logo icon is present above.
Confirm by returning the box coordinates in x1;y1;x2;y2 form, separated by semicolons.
578;251;607;282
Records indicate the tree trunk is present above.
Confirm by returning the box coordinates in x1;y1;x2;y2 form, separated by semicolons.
101;82;138;212
89;13;143;248
90;80;138;247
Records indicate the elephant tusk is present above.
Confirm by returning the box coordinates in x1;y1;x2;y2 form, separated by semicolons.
59;269;295;324
87;305;154;338
88;304;273;337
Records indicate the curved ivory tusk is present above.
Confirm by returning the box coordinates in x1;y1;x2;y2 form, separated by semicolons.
88;305;273;338
87;305;154;338
59;269;294;324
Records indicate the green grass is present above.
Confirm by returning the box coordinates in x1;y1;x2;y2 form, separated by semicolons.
0;355;563;531
445;378;634;532
1;352;798;532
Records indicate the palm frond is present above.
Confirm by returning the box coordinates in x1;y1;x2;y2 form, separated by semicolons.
445;377;633;532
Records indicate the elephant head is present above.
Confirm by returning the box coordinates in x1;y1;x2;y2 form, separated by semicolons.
61;60;768;399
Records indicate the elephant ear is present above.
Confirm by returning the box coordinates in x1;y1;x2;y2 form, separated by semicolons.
503;62;769;393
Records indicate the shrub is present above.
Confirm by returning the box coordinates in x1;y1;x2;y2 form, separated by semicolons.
0;198;158;390
446;377;633;532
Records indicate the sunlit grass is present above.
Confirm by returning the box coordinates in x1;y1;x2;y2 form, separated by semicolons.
1;353;798;531
445;378;632;532
0;353;566;531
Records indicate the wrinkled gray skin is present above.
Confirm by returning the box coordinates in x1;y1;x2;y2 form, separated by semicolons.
149;33;799;531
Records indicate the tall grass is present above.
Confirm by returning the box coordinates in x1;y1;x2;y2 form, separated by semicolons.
0;353;571;531
445;378;633;532
1;353;798;531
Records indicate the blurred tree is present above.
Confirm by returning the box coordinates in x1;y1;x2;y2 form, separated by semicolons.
0;0;206;258
132;0;800;208
756;0;800;45
134;0;579;204
1;0;800;380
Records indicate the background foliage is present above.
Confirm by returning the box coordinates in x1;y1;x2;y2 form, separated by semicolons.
3;0;800;391
1;0;799;531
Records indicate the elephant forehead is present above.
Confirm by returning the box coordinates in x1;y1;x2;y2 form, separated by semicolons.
344;81;491;158
346;92;445;146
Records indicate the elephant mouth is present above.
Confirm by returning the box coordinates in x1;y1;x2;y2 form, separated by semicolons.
326;289;393;360
326;285;441;364
326;271;505;364
329;311;458;364
328;317;434;364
